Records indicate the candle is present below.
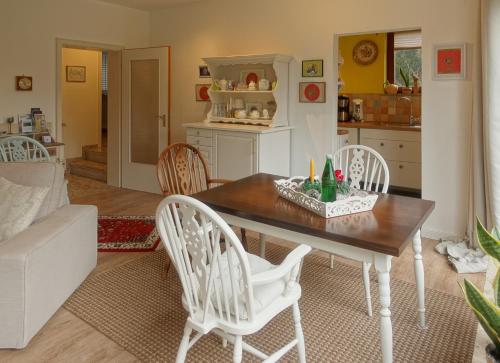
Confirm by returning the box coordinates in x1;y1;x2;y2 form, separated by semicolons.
309;159;314;182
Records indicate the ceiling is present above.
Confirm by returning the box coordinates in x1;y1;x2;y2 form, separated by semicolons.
97;0;203;11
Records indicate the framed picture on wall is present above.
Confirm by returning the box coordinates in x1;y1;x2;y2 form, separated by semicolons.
66;66;86;82
195;84;210;101
299;82;326;103
433;44;467;80
199;65;211;78
302;60;323;77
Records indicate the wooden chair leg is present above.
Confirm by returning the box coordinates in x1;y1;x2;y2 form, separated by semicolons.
233;335;243;363
240;228;248;251
161;260;171;280
176;323;192;363
293;302;306;363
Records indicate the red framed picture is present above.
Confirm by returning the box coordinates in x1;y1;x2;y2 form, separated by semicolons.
433;44;466;80
299;82;326;103
195;84;210;101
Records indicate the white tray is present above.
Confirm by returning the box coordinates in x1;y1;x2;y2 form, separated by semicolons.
274;176;378;218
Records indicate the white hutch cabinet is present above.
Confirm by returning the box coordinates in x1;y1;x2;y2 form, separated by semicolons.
185;54;293;180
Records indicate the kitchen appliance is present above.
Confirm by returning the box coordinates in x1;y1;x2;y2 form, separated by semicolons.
338;95;350;122
352;98;364;122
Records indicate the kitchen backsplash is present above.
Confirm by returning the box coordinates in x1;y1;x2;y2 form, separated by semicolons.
342;93;421;123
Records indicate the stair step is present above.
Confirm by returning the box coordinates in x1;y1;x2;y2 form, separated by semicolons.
82;145;107;164
69;158;107;182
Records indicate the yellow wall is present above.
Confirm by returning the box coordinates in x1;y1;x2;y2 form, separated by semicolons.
62;48;101;159
339;33;387;94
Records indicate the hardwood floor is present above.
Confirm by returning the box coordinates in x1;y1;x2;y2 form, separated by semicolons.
0;175;484;362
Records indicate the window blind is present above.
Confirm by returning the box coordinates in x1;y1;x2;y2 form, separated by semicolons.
394;31;422;49
102;52;108;93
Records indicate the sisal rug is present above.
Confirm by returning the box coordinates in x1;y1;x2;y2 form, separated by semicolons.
65;241;477;362
98;216;160;252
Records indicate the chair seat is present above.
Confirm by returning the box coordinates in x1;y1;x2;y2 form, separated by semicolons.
217;251;287;319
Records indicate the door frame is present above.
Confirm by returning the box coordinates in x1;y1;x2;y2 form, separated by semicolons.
55;38;124;185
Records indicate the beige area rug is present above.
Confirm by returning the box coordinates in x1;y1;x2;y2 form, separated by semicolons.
64;241;477;362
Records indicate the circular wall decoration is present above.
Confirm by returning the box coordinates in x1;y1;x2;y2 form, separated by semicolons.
199;85;209;100
353;40;379;65
304;83;320;101
245;72;258;85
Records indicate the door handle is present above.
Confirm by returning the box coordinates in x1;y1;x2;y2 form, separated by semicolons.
62;123;67;127
158;114;166;127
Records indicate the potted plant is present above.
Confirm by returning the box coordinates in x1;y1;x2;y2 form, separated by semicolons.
383;80;398;95
399;67;412;94
460;218;500;363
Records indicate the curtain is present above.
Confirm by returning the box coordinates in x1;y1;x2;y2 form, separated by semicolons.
468;0;500;247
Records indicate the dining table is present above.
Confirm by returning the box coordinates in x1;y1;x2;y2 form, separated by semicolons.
192;173;435;363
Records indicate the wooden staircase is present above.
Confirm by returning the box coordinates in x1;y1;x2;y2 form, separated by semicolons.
68;145;107;182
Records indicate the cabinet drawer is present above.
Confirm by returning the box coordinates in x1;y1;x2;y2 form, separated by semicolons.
388;160;421;189
361;129;420;142
186;128;212;138
186;135;212;147
361;138;420;163
197;145;212;164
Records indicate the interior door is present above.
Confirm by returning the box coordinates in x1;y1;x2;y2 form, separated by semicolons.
121;47;169;193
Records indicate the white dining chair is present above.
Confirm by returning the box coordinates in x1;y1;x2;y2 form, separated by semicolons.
0;136;51;162
156;194;312;363
331;144;390;317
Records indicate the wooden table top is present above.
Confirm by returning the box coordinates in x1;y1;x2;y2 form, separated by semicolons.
193;173;435;257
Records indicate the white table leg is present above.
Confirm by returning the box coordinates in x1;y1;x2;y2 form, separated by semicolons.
412;229;426;328
375;255;392;363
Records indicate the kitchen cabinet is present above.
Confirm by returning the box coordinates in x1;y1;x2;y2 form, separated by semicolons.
337;127;358;146
185;123;292;180
360;129;421;189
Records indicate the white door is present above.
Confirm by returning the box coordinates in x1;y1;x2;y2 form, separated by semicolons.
214;131;257;180
121;47;169;193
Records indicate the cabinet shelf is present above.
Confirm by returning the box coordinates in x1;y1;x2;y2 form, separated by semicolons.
210;90;274;94
209;117;272;126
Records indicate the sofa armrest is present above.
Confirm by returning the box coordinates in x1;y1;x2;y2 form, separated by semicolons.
0;204;97;348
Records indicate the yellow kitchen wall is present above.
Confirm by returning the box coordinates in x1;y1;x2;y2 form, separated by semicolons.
339;33;387;94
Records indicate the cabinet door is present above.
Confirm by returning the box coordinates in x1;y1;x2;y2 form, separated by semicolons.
214;132;257;180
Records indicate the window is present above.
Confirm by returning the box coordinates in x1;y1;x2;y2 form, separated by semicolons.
387;30;422;86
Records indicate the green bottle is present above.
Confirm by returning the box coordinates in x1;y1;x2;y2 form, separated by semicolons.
321;154;337;202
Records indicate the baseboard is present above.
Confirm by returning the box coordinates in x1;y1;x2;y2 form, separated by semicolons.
421;226;465;241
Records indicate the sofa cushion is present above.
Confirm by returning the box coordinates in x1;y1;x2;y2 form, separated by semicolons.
0;162;67;220
0;177;49;242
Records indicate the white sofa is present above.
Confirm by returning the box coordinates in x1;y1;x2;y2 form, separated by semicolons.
0;162;97;349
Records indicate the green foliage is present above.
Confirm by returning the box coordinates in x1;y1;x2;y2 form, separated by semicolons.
461;218;500;353
399;67;410;87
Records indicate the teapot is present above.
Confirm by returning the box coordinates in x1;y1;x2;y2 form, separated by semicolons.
249;110;260;119
258;78;270;91
234;109;247;119
262;109;270;119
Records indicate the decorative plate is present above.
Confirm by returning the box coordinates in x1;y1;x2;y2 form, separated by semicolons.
353;40;379;66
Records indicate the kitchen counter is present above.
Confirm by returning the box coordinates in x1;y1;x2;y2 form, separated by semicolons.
337;121;421;132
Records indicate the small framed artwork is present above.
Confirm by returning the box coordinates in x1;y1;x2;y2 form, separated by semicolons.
302;60;323;77
16;76;33;91
199;65;211;78
299;82;326;103
433;44;467;80
239;69;265;85
195;84;210;102
42;135;52;144
66;66;86;82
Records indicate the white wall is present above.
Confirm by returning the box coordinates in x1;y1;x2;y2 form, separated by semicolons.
0;0;150;135
62;48;101;159
149;0;479;238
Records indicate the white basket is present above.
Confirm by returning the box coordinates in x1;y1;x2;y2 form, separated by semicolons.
274;176;378;218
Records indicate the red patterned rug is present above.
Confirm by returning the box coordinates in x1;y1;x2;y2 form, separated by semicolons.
98;216;161;252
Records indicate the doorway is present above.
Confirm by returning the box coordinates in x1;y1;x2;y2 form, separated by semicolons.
61;47;107;182
334;29;423;198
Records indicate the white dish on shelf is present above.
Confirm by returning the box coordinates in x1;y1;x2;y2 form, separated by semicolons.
274;176;378;218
